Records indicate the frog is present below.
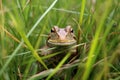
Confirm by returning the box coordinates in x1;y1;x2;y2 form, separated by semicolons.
39;25;77;68
31;26;77;80
41;26;77;55
35;26;77;79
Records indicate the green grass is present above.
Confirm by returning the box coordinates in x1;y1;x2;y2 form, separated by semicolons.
0;0;120;80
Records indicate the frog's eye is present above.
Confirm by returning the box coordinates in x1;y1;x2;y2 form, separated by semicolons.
51;26;59;32
66;25;73;33
51;28;55;32
70;28;73;33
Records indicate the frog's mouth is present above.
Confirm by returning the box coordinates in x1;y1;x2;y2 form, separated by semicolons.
47;39;76;47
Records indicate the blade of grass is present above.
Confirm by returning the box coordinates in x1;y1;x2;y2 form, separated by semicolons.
79;0;86;25
77;0;86;53
3;28;27;47
28;69;54;80
94;21;114;80
0;0;5;60
82;0;112;80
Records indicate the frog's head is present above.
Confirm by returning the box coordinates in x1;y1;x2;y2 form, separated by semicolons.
47;26;76;47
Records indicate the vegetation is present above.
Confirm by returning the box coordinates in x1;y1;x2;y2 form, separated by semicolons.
0;0;120;80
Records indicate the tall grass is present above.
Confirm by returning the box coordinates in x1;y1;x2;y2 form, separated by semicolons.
0;0;120;80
